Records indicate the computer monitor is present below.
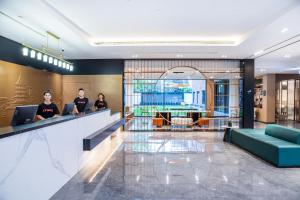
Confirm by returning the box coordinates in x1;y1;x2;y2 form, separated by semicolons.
84;101;94;113
11;105;38;126
62;103;74;116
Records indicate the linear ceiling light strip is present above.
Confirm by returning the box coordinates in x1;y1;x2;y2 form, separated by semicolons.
22;45;74;71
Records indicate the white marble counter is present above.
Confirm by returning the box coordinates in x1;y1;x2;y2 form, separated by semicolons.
0;109;121;200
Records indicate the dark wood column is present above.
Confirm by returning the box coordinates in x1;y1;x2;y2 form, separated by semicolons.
241;59;254;128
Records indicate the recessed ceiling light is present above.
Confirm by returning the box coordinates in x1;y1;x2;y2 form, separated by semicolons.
221;55;227;58
226;70;230;73
131;54;138;58
284;54;291;58
281;28;288;33
176;54;183;58
209;76;214;79
254;50;264;56
260;68;266;72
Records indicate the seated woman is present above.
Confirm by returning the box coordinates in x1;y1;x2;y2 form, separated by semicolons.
94;93;108;110
36;90;60;120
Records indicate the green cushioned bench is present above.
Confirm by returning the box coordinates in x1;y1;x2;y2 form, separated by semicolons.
230;125;300;167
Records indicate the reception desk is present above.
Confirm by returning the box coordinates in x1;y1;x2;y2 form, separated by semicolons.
0;109;123;200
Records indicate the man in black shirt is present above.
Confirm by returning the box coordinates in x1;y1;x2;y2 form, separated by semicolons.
36;91;60;120
73;88;89;113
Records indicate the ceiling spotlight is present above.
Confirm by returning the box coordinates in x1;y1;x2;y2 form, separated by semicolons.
53;59;58;66
48;57;53;64
66;64;70;69
281;28;288;33
176;54;183;58
70;65;74;71
131;54;138;58
62;62;66;68
37;52;42;60
43;54;48;62
22;47;29;56
221;55;227;58
226;70;230;73
254;50;264;56
209;76;214;79
30;50;36;58
284;54;291;58
58;60;62;67
260;68;266;72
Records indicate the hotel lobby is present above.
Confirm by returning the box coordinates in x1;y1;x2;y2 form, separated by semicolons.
1;0;300;200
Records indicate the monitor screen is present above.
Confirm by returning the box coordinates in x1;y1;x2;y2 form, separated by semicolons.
62;103;74;116
11;105;38;126
84;101;94;113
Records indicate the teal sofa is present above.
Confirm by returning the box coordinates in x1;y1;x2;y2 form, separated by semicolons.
230;124;300;167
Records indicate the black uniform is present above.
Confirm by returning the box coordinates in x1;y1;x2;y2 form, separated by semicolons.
74;97;89;113
37;103;60;119
94;100;108;110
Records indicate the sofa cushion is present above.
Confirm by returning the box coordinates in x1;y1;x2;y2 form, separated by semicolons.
265;124;300;144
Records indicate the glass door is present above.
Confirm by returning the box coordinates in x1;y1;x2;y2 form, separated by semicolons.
288;80;295;120
295;80;300;121
281;80;288;120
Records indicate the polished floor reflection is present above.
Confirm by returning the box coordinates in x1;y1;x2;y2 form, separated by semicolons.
51;131;300;200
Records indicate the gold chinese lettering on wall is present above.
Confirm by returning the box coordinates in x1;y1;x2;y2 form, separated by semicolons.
0;60;62;127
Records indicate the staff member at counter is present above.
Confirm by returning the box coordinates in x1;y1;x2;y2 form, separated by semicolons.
73;88;89;113
94;93;108;110
36;91;60;120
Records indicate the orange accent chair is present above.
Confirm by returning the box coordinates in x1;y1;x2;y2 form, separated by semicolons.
198;118;209;126
153;118;164;127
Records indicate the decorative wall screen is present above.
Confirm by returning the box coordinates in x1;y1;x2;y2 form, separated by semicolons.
124;60;243;131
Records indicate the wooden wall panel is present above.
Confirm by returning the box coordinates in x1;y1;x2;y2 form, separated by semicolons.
206;80;215;116
62;75;123;113
0;60;62;127
255;74;276;123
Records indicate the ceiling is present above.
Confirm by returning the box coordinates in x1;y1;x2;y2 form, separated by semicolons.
0;0;300;75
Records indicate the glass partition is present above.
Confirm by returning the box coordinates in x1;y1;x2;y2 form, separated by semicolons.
124;60;243;131
276;79;300;121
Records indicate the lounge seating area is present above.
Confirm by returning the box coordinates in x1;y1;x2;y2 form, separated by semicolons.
231;124;300;167
152;111;210;128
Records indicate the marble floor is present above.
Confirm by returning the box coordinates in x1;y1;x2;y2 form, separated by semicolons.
51;131;300;200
